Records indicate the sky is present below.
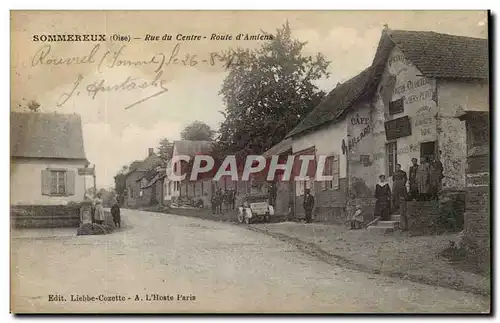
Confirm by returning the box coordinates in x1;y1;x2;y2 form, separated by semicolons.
10;10;488;188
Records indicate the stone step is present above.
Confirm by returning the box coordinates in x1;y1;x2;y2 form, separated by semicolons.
367;225;394;233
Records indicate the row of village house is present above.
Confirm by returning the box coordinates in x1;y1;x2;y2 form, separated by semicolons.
10;27;488;243
123;28;489;224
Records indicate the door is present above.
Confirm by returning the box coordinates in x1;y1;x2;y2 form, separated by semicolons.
420;141;437;162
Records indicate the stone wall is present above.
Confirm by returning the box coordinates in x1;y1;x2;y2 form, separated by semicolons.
403;191;465;236
404;201;442;236
463;186;490;272
11;204;81;228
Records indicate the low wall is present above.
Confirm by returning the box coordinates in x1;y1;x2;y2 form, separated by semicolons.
11;204;81;228
403;190;465;236
314;207;347;224
463;186;490;272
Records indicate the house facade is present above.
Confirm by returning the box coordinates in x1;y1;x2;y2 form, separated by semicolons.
285;67;374;222
11;112;89;206
164;140;214;207
282;29;488;224
124;148;163;208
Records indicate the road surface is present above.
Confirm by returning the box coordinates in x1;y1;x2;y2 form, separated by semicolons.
11;209;490;313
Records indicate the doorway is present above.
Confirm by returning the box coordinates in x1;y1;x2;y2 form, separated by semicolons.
420;141;437;161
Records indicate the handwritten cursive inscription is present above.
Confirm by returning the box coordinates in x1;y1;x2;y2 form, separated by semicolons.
56;70;168;109
32;44;101;67
33;43;247;110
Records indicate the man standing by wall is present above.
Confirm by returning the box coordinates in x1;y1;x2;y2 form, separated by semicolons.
303;188;315;224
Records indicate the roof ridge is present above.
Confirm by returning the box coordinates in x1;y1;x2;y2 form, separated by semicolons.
388;29;487;41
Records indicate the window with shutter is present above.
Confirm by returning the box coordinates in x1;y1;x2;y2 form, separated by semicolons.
41;170;51;195
332;156;340;189
295;180;305;196
66;170;76;196
322;156;335;190
43;169;68;196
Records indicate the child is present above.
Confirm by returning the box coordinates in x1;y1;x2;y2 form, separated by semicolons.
349;205;364;230
111;198;121;228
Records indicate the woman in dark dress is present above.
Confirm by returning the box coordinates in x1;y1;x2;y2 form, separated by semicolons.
374;175;391;221
392;164;408;211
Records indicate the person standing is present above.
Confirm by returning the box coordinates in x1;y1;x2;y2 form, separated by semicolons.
429;154;444;200
211;194;217;214
416;156;431;201
110;197;121;228
391;164;407;211
408;158;419;201
230;190;236;210
303;188;315;224
94;193;105;225
216;189;223;214
374;175;391;221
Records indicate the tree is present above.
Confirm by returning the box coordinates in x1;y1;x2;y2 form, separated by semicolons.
129;160;143;172
181;121;216;141
113;173;126;204
157;138;174;164
214;22;329;158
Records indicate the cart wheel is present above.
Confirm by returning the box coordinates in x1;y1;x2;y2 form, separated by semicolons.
237;209;244;223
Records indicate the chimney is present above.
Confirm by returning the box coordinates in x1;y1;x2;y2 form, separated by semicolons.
148;148;154;156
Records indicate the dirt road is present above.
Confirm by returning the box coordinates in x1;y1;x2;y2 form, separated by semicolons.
11;209;490;313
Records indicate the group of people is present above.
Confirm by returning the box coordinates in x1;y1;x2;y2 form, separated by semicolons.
374;155;444;221
88;193;121;228
211;189;236;214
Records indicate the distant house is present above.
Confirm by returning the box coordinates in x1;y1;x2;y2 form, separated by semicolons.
11;112;90;206
124;148;163;208
164;140;214;206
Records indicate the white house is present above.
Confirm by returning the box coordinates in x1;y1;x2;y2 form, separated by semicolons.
11;112;90;206
282;28;488;224
285;67;374;222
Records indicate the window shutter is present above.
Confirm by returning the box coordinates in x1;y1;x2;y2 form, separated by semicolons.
332;156;340;189
41;170;51;195
66;170;75;196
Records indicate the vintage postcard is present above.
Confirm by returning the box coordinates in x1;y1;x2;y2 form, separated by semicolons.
10;10;490;314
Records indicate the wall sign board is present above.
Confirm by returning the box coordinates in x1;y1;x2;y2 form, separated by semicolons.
384;116;412;141
389;97;404;115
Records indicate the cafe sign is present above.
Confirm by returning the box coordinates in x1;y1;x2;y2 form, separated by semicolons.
384;116;412;141
78;167;95;176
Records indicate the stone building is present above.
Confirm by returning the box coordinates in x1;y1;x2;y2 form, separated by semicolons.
282;28;488;224
124;148;163;208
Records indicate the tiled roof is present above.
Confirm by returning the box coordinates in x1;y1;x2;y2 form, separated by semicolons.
286;29;488;139
11;112;87;160
386;29;488;80
286;67;374;138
